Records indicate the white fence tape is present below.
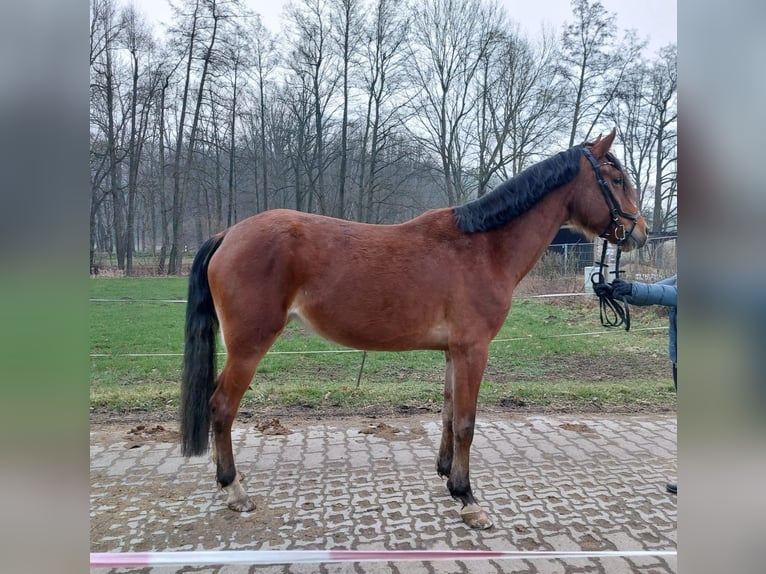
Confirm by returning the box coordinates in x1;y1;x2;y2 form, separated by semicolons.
89;326;666;358
91;548;676;568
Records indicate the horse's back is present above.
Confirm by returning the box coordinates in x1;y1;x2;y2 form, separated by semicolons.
212;208;457;274
206;208;470;351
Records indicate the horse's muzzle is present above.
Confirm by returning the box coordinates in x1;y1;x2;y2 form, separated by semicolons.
620;218;649;251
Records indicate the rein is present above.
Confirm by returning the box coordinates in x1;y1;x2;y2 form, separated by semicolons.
591;239;631;330
582;147;639;332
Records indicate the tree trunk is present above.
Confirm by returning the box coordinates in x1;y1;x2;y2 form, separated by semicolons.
168;0;201;274
259;70;268;212
365;94;382;222
227;60;238;226
337;2;351;219
126;50;140;275
568;53;587;148
105;38;126;270
439;92;454;205
157;77;170;273
312;71;325;214
357;93;372;221
653;113;665;233
182;4;220;238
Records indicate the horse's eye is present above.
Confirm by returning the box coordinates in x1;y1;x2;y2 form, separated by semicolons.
613;178;623;186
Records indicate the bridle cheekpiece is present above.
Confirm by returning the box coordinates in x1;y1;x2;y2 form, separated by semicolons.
581;146;641;331
581;147;640;246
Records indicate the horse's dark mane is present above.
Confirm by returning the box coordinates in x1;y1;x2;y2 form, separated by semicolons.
453;146;583;233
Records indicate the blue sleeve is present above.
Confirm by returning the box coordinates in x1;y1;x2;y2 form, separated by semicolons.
625;275;677;307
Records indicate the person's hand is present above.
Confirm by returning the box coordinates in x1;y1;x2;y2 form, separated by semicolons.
593;282;613;298
611;279;632;298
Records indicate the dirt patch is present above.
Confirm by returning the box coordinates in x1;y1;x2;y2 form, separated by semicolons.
254;418;292;435
559;422;597;433
358;421;427;441
359;421;401;436
124;424;180;448
499;397;527;408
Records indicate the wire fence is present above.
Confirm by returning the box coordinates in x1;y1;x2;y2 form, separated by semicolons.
89;236;675;373
91;235;677;280
510;235;677;297
89;253;675;414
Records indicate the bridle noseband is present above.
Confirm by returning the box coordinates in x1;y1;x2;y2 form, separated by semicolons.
582;147;641;331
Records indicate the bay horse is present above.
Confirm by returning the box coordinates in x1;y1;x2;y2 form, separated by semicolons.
181;129;647;529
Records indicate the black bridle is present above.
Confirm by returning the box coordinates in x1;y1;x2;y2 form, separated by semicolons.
582;147;641;243
582;147;642;331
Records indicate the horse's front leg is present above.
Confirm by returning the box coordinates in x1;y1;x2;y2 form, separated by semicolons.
436;351;454;478
447;343;492;529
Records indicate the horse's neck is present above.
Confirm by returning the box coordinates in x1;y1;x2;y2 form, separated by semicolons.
494;184;573;283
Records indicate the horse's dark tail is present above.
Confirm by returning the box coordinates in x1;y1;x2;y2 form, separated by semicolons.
180;233;225;457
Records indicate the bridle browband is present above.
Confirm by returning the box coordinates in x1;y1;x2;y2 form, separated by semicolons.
581;146;641;331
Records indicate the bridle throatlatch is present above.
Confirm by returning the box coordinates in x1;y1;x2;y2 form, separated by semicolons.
582;147;641;332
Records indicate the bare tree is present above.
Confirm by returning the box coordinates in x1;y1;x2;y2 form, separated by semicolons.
120;5;161;275
90;0;114;272
210;14;260;227
407;0;500;205
222;27;246;227
650;45;677;232
90;0;129;270
559;0;644;147
608;59;655;211
261;90;299;210
278;77;314;212
88;0;676;274
154;57;182;274
474;25;567;196
329;0;364;218
285;0;341;215
166;0;203;274
251;16;276;213
355;0;410;222
608;44;676;232
202;82;227;232
166;0;237;273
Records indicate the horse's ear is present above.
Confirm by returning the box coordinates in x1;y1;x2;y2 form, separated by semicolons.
591;128;617;156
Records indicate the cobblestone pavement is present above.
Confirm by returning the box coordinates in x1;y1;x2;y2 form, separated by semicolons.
90;413;677;574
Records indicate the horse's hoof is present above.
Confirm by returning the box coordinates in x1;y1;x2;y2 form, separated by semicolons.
460;504;493;529
228;498;256;512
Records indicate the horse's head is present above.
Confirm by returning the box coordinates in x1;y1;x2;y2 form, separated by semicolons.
569;129;648;252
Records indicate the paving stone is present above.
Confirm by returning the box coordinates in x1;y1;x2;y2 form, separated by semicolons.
91;414;677;573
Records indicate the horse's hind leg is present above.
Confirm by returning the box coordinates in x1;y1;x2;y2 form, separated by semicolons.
210;312;286;512
209;352;264;511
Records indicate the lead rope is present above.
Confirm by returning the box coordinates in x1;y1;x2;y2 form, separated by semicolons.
592;239;631;331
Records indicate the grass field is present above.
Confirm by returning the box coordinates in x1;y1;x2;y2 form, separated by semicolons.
90;277;676;418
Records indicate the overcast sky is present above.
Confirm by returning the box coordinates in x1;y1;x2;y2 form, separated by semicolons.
129;0;676;57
